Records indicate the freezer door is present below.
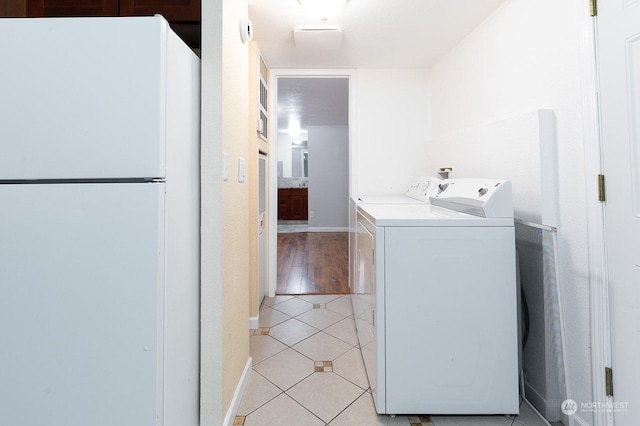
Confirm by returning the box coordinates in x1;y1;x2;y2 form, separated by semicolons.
0;17;168;180
0;183;164;426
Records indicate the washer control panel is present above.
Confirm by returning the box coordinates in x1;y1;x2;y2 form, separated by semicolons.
430;178;513;218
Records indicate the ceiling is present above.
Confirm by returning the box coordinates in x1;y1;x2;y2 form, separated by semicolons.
248;0;507;69
248;0;508;132
277;77;349;138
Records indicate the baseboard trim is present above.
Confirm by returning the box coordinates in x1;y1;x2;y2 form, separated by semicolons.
572;414;590;426
249;315;259;330
308;227;349;232
222;357;253;426
524;382;548;418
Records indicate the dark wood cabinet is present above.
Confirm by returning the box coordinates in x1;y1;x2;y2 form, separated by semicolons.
120;0;199;22
0;0;28;17
2;0;201;49
290;189;308;220
24;0;198;20
27;0;118;17
278;189;291;220
278;188;308;220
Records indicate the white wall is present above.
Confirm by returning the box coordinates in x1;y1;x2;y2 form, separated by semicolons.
308;125;349;230
355;69;431;196
427;0;593;424
277;133;293;178
200;0;223;422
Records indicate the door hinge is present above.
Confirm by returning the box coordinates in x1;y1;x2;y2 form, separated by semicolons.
590;0;597;16
598;174;606;202
605;367;613;397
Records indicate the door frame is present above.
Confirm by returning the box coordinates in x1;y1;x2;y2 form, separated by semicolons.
258;153;267;306
581;6;614;426
267;69;357;297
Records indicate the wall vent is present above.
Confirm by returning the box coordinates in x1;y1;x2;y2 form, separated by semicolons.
257;51;268;140
293;26;343;50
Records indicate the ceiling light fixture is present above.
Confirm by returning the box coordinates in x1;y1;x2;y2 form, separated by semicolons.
298;0;349;23
288;121;301;138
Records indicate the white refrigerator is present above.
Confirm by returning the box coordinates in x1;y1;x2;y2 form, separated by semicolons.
0;17;200;426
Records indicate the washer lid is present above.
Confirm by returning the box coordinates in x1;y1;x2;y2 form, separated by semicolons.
430;179;513;218
357;203;514;227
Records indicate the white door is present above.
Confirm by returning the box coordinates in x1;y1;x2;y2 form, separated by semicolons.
598;2;640;423
259;154;267;304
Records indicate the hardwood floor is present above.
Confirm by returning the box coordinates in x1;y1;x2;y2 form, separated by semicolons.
276;232;349;295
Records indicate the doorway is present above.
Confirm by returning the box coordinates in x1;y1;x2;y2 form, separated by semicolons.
258;153;267;305
268;70;356;297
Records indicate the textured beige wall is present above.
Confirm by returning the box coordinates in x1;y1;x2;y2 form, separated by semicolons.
200;0;251;423
220;0;251;415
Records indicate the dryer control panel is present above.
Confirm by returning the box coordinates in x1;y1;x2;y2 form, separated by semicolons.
406;176;441;202
430;178;513;218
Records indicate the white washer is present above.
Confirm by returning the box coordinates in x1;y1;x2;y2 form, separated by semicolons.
355;178;519;415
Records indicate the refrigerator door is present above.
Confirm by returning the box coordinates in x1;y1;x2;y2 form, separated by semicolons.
0;183;164;426
0;17;168;180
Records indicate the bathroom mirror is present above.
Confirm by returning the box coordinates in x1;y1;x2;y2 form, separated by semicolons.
291;141;308;178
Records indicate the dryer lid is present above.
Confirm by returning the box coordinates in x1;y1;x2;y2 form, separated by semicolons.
357;203;513;227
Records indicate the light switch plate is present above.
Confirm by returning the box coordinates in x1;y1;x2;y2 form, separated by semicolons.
238;157;246;183
223;153;230;181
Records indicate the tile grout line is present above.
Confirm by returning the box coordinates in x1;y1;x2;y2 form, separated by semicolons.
324;388;369;425
246;295;378;425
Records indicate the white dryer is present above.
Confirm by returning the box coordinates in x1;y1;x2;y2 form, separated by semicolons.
355;178;519;416
351;176;441;296
357;175;441;204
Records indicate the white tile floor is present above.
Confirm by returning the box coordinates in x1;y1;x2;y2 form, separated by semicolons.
277;220;309;233
236;295;559;426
